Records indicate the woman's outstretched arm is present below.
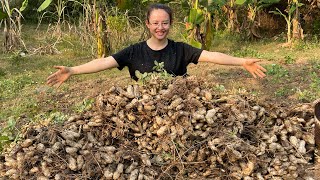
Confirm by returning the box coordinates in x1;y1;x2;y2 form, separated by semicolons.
198;50;267;78
46;56;119;88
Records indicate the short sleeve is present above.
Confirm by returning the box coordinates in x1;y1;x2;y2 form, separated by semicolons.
111;45;133;70
182;43;203;64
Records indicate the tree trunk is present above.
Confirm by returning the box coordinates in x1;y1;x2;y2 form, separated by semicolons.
292;6;304;40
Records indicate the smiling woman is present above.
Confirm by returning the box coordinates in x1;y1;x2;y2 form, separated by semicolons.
47;3;266;88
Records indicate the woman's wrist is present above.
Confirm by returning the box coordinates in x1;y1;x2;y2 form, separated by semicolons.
238;58;247;66
69;67;76;75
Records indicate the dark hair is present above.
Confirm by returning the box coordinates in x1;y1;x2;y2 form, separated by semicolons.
146;3;173;24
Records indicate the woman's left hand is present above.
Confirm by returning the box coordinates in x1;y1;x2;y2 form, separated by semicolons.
242;59;267;78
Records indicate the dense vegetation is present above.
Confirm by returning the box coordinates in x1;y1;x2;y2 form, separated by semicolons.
1;0;320;54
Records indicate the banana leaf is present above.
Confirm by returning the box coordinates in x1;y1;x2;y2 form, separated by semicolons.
235;0;247;5
37;0;53;12
20;0;28;12
189;38;202;49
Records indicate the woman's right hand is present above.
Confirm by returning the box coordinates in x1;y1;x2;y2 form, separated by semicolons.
46;66;73;88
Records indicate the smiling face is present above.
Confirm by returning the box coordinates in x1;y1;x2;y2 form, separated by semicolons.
146;9;171;41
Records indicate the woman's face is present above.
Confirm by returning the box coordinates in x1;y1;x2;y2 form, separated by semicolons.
146;9;171;41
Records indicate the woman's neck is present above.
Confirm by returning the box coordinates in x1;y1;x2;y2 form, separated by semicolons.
146;38;168;51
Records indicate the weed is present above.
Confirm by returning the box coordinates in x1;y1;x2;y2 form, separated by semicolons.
264;64;289;82
74;98;95;113
0;68;6;77
274;87;291;97
296;89;314;102
0;75;35;99
0;117;20;152
295;71;320;102
213;84;226;92
161;152;173;160
293;40;319;50
0;97;40;122
310;71;320;90
32;111;68;125
251;90;259;96
284;55;296;64
48;112;68;124
233;47;263;58
9;51;26;65
308;58;320;70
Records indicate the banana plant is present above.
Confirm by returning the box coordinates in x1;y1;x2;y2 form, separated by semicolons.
211;0;227;31
235;0;280;38
270;0;303;43
226;0;237;32
95;0;111;58
291;0;304;40
185;0;204;48
184;0;225;49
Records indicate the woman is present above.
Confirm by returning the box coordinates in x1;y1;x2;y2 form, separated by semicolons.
47;3;266;88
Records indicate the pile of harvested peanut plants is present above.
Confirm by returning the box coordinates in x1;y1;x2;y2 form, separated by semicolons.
0;76;315;179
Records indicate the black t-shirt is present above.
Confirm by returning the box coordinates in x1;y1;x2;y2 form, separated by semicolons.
111;39;203;80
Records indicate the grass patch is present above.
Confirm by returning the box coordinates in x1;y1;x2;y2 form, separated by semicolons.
264;64;289;82
232;47;264;58
296;71;320;102
0;75;35;99
283;55;296;64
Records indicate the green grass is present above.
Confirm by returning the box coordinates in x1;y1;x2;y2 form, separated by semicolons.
284;55;296;64
232;47;264;58
264;64;289;82
296;71;320;102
